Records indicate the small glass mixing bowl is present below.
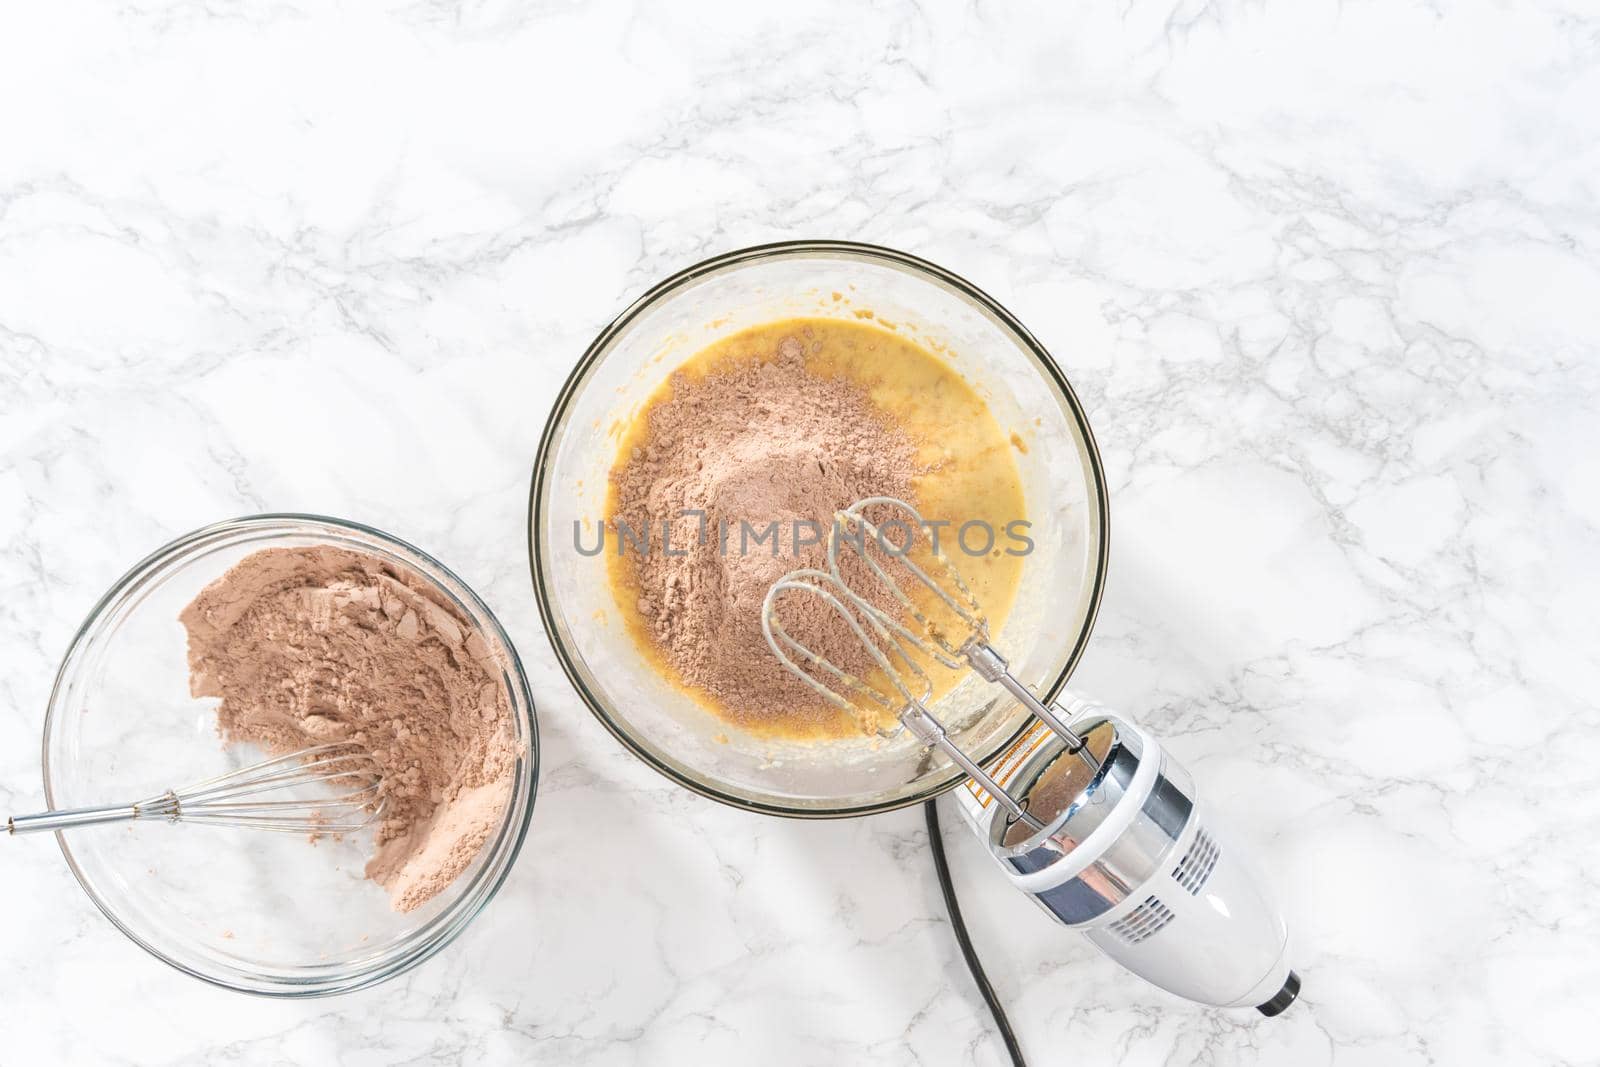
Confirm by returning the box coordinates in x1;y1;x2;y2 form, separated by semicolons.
40;515;538;996
529;240;1109;817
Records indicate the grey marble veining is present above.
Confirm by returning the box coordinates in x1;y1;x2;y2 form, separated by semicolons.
3;1;1598;1064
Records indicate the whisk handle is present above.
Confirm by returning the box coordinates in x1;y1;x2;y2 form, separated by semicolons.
7;797;171;835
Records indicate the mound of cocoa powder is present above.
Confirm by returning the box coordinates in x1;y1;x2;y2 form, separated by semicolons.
180;546;517;912
610;332;921;733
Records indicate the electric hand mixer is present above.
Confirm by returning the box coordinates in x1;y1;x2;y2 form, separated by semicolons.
762;497;1300;1015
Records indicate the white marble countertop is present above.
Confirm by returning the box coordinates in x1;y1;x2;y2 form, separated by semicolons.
3;2;1597;1064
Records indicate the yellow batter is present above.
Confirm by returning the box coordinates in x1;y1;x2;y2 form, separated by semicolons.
606;316;1028;739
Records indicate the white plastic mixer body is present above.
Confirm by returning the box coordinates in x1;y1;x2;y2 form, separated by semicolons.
957;699;1299;1014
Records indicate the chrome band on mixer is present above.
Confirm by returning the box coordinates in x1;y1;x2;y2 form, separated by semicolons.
987;717;1195;925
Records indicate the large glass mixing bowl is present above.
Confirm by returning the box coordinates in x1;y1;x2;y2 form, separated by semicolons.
529;241;1108;817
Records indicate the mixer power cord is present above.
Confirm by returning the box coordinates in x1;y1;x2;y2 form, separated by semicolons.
925;800;1028;1067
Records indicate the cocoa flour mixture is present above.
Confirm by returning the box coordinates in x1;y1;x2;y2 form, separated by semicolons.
180;546;516;912
609;329;921;736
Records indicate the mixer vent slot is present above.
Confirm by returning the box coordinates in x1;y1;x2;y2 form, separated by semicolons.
1108;895;1175;944
1173;827;1220;895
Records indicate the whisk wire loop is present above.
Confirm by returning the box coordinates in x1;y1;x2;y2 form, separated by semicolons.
6;743;385;837
827;496;989;667
761;569;933;728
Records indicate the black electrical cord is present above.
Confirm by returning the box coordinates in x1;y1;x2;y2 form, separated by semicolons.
925;799;1028;1067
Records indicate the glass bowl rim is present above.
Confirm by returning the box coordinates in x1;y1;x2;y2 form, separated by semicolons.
41;512;541;997
527;239;1110;818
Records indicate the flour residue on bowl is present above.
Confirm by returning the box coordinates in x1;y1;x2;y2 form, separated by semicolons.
179;546;516;912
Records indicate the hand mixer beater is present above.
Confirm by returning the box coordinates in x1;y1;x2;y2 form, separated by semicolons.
763;497;1300;1015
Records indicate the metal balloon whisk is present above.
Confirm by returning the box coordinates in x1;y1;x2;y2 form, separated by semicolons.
762;496;1098;830
6;744;385;837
